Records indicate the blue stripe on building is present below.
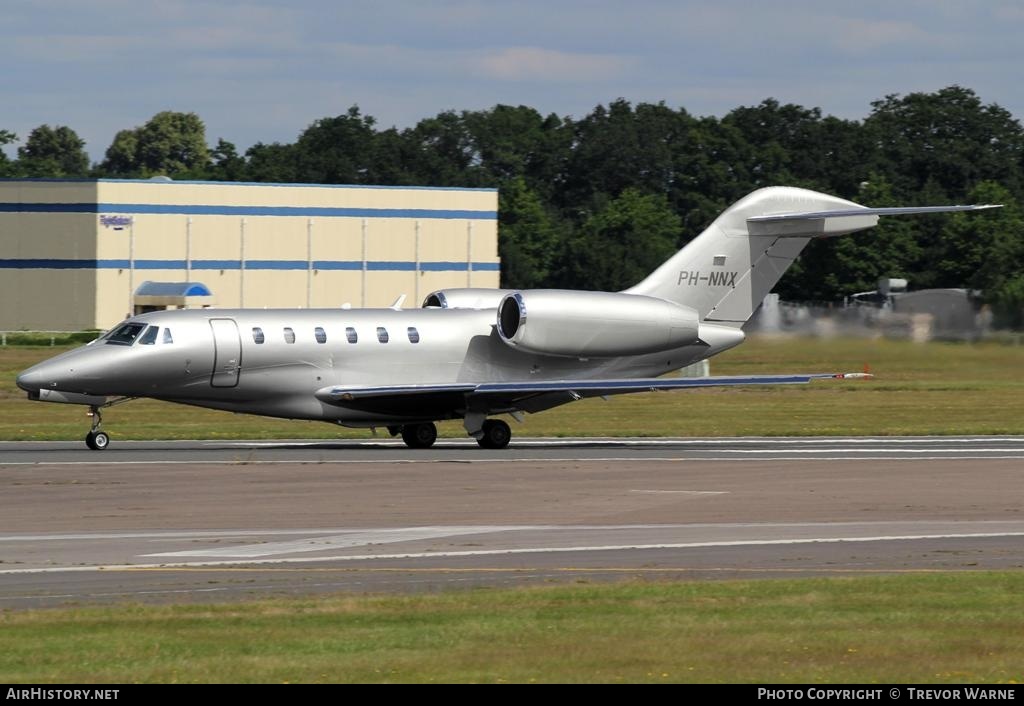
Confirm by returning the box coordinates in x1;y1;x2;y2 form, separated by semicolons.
0;259;499;272
0;202;497;220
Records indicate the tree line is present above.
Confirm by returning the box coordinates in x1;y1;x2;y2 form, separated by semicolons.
2;85;1023;326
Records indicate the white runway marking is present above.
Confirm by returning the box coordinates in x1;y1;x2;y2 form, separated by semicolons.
3;435;1024;466
3;529;1023;575
145;526;520;558
221;436;1024;447
629;490;728;495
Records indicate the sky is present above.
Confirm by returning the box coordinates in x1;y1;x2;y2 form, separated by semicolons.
4;0;1024;163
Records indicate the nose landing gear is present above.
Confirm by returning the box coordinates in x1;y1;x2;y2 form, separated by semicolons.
85;406;109;450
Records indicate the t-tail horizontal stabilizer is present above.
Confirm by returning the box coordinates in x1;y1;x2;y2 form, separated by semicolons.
747;204;1002;238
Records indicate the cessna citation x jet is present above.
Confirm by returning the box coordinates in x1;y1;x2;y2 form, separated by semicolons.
17;187;997;450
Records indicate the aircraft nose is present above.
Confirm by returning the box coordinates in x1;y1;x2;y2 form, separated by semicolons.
16;367;43;393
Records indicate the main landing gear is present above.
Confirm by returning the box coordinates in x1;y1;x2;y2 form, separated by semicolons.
85;405;109;450
476;419;511;449
400;422;438;449
395;418;513;450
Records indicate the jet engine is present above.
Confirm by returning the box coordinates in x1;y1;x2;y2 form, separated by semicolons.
422;288;513;309
497;290;700;358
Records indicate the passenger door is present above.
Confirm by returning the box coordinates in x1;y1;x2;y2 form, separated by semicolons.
210;318;242;388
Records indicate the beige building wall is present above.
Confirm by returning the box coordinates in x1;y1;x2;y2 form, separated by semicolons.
0;179;499;331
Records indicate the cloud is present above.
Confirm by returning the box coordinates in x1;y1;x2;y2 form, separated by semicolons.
474;46;636;83
833;18;951;55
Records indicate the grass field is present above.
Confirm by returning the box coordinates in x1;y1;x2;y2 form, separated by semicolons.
2;573;1022;683
2;335;1023;440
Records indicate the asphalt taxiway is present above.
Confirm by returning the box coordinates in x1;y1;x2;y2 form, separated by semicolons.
1;436;1022;608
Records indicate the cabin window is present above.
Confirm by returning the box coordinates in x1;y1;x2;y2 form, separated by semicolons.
345;327;358;344
252;327;265;344
315;327;327;344
162;328;173;344
102;322;147;346
138;325;159;345
407;327;420;344
284;327;296;344
376;327;389;343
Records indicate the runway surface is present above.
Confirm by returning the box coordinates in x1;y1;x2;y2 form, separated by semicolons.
1;436;1022;609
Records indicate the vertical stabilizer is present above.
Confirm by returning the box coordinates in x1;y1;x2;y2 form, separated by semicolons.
625;187;867;326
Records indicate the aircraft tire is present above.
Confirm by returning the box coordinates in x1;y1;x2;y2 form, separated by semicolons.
85;431;110;451
401;422;437;449
476;419;511;449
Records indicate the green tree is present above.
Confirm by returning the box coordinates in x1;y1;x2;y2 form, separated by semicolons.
723;99;872;198
463;105;573;198
402;110;479;187
244;141;300;183
932;181;1024;292
0;129;16;176
293;106;378;184
989;275;1024;329
671;116;755;235
865;86;1024;201
208;138;246;181
99;128;139;176
17;125;89;177
498;177;563;288
561;100;692;214
560;189;681;291
366;127;419;186
98;111;210;177
778;176;923;300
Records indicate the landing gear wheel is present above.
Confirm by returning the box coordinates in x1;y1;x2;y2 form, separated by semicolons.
84;405;109;450
85;430;110;451
477;419;511;449
401;422;437;449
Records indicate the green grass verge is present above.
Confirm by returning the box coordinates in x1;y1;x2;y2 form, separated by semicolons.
2;573;1023;683
2;336;1023;440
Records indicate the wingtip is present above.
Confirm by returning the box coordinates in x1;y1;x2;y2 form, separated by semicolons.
833;372;874;380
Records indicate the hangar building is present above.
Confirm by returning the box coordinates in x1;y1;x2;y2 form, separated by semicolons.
0;178;499;331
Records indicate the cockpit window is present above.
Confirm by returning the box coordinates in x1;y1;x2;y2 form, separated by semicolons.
102;322;147;346
162;328;174;344
138;326;159;345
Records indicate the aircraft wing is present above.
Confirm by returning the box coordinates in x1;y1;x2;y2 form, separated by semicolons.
315;373;869;416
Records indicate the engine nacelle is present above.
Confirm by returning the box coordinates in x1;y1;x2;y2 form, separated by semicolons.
422;288;513;310
497;290;700;358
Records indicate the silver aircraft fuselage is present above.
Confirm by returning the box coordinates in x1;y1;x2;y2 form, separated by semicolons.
18;307;733;427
